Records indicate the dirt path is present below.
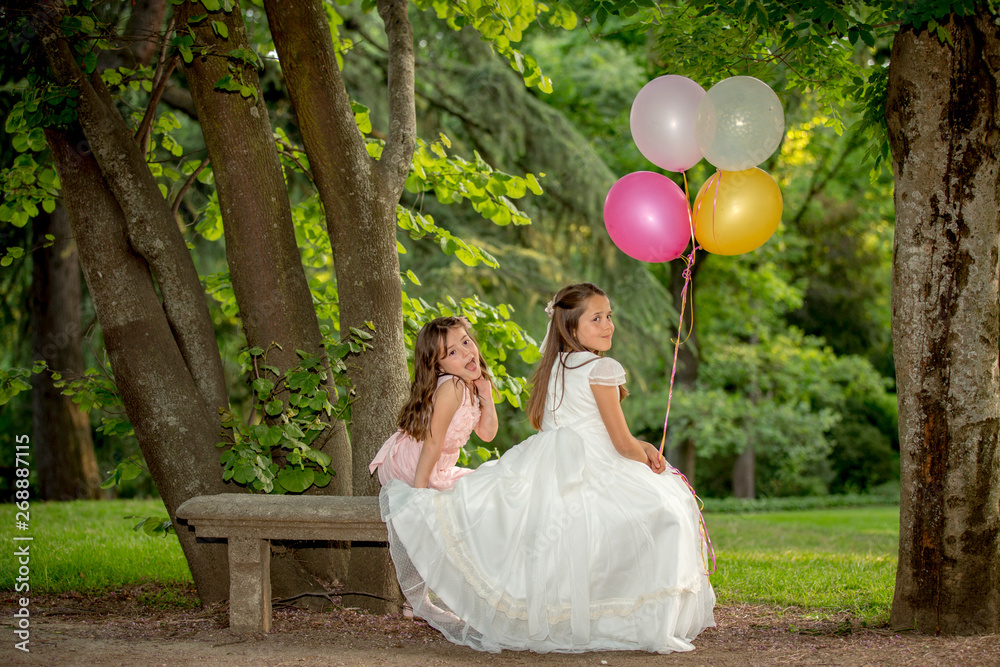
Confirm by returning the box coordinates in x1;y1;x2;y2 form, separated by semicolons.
3;587;999;666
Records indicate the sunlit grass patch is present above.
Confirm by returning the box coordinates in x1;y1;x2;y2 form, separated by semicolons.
705;506;898;625
0;498;190;592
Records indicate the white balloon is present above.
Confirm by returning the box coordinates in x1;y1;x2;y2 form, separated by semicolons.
629;75;706;172
695;76;785;171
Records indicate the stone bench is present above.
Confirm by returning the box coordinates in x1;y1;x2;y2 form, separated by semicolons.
175;493;387;633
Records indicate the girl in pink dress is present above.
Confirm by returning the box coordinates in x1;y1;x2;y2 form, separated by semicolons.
370;316;498;490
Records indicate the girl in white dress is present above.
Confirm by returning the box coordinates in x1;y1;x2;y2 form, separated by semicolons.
379;282;716;653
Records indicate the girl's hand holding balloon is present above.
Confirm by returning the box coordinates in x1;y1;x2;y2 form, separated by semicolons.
644;442;667;474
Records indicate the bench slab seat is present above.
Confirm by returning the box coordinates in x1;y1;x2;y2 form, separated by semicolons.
175;493;388;633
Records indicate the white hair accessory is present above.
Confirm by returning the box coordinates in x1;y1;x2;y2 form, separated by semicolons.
540;299;556;353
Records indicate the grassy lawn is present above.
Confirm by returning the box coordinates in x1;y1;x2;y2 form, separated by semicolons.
705;506;899;625
0;498;191;592
1;499;898;625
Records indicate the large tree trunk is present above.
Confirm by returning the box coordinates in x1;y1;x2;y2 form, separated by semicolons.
30;207;101;500
32;1;232;603
45;126;232;603
264;0;414;613
886;12;1000;635
175;0;353;597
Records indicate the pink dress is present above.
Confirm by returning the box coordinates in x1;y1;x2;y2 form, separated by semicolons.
369;375;480;490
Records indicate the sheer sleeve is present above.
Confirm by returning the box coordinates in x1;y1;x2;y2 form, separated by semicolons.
588;356;627;387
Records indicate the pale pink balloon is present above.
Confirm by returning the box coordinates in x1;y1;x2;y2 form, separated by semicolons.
630;75;706;172
603;172;692;263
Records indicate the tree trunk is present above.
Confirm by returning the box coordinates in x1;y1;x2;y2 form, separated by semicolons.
122;0;167;66
30;207;101;500
32;1;229;416
45;126;231;604
33;0;232;603
264;0;414;613
733;331;759;500
176;0;353;596
731;444;755;499
886;12;1000;635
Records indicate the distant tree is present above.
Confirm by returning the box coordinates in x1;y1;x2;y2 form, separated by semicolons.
30;208;101;500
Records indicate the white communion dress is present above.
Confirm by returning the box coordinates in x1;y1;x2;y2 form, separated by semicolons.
379;351;716;653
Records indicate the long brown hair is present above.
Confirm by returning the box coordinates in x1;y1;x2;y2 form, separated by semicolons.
397;316;492;442
526;283;611;430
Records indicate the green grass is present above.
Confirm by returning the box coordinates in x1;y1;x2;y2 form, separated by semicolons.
705;506;899;625
702;492;899;513
0;498;191;592
1;500;899;626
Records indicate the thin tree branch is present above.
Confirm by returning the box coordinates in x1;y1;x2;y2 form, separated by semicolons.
375;0;416;191
171;157;210;218
134;17;177;152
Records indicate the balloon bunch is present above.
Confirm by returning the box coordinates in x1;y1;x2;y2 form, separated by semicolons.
604;75;786;463
604;74;785;260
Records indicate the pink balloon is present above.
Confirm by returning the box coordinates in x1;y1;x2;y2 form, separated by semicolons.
630;75;706;172
603;172;692;263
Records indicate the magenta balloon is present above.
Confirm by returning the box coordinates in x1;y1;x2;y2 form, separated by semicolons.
630;75;706;172
603;172;692;263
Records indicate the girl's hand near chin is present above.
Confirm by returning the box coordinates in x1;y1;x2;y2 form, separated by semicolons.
473;371;492;398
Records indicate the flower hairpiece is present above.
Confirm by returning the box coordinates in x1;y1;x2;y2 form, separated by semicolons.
544;300;555;319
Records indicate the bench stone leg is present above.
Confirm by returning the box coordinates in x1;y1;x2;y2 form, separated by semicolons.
228;537;271;633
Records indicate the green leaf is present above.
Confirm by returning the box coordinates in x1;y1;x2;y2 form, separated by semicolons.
276;467;315;493
82;51;97;74
119;460;143;482
349;326;374;340
261;426;283;449
211;21;229;39
232;459;256;484
252;378;274;397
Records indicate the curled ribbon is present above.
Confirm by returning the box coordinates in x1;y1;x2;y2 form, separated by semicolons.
658;170;716;577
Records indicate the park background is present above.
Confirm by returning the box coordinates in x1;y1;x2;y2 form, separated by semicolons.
1;0;997;648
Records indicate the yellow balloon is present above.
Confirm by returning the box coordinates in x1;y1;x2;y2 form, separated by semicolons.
693;168;782;255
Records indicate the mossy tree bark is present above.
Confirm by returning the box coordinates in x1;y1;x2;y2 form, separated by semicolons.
263;0;414;613
44;123;232;603
175;0;354;598
887;12;1000;635
32;0;232;603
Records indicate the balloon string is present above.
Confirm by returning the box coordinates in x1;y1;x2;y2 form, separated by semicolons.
658;174;699;457
711;170;722;250
660;171;715;578
667;464;717;576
